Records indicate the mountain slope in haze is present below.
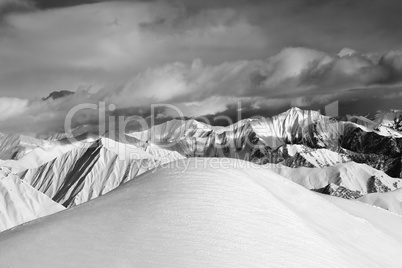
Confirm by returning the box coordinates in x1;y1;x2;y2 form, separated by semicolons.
265;161;402;197
1;158;402;267
0;133;60;160
358;188;402;215
0;167;64;231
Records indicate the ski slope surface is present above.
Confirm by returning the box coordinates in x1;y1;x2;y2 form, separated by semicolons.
1;158;402;267
358;188;402;215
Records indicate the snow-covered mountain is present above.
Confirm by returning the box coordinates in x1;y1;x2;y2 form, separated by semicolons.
1;158;402;267
252;144;350;167
358;188;402;215
0;107;400;210
128;108;338;154
0;134;189;209
0;133;61;160
125;107;402;177
15;137;159;208
374;110;402;132
0;107;402;266
0;167;64;231
265;161;402;197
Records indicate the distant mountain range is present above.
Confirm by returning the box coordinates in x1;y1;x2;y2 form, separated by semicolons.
1;107;402;267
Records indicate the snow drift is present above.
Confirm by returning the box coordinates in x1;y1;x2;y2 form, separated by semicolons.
358;188;402;215
1;158;402;267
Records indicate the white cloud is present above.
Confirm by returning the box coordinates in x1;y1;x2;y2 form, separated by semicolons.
381;50;402;72
338;48;357;58
0;97;29;121
105;47;397;109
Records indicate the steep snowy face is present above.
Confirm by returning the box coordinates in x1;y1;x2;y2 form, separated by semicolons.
339;148;402;178
128;118;261;158
1;158;402;267
250;107;335;149
18;138;158;208
341;124;402;156
127;108;332;159
0;167;64;231
0;139;94;173
125;107;402;178
129;119;213;144
254;108;402;158
346;114;402;138
251;144;350;167
130;107;333;149
265;162;402;197
0;136;171;229
358;188;402;215
375;110;402;133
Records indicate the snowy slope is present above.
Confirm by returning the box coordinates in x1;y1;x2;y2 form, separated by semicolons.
358;188;402;215
249;107;332;149
129;119;214;143
346;114;402;138
264;161;402;195
128;108;332;151
284;144;349;167
0;167;64;231
1;158;402;267
321;194;402;241
126;108;335;160
128;118;259;158
373;110;402;133
145;143;187;164
126;108;402;165
0;140;93;173
18;138;158;207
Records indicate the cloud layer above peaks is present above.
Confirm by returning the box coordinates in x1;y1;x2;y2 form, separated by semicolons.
2;46;402;133
0;0;402;132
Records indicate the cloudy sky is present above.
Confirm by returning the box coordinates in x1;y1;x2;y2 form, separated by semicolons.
1;0;402;132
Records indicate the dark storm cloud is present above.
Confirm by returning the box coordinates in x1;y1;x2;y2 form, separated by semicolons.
31;0;106;9
134;0;402;52
0;0;268;98
24;0;402;53
0;0;34;20
1;0;402;131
